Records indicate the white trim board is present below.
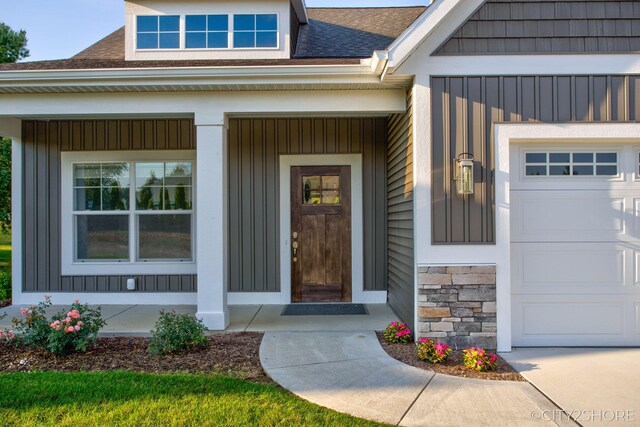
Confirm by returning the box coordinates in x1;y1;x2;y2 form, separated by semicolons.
12;292;197;306
278;154;386;305
398;55;640;77
60;150;197;276
494;122;640;352
11;137;23;303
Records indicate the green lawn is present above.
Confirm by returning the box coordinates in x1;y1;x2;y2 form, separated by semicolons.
0;372;386;427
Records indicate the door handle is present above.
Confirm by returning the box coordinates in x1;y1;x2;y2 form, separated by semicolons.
292;239;298;260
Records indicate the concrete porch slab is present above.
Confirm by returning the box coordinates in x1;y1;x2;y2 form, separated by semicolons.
1;304;398;335
245;304;396;332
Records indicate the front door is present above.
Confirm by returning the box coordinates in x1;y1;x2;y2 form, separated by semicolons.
291;166;351;302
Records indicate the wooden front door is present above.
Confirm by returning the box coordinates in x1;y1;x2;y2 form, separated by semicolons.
291;166;352;302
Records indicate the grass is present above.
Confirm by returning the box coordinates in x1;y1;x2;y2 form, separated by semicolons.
0;372;386;427
0;232;10;273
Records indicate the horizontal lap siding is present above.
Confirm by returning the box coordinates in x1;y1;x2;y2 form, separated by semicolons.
432;75;640;244
387;91;414;330
228;118;388;293
437;0;640;55
22;119;196;293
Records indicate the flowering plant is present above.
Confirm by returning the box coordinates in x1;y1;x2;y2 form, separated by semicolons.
462;346;498;372
383;321;412;344
416;338;452;363
0;313;15;347
12;297;106;355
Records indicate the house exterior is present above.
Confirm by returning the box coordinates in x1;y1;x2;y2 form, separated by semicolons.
1;0;640;352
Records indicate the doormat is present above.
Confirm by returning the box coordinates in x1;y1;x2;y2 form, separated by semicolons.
281;304;368;316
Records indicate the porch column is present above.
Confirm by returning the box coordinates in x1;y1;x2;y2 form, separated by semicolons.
0;118;22;305
195;113;229;330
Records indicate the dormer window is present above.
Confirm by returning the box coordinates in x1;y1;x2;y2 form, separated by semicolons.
185;15;229;49
136;15;180;49
234;14;278;48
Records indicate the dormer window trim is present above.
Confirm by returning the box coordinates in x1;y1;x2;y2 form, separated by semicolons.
135;13;280;52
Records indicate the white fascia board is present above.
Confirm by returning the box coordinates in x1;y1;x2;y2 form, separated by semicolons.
0;63;378;92
422;54;640;76
384;0;483;72
291;0;308;24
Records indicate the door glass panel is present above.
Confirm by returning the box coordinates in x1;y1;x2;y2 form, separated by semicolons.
302;175;341;205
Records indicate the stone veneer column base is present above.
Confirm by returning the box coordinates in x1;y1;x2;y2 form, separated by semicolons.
417;265;497;349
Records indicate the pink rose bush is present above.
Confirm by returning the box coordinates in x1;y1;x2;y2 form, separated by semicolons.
12;296;106;355
383;321;413;344
462;346;498;372
416;338;452;364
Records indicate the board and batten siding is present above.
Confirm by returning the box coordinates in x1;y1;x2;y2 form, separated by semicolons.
436;0;640;55
21;119;197;293
386;91;414;330
227;118;388;293
432;75;640;244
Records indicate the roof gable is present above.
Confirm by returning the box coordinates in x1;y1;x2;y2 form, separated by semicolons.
436;0;640;55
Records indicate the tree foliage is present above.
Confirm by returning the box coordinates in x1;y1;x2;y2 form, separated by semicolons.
0;22;29;64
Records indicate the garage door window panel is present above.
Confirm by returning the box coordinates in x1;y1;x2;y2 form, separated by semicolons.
525;151;618;177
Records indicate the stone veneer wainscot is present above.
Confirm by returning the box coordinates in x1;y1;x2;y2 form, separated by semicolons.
417;266;497;349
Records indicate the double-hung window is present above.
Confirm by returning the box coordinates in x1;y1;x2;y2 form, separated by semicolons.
136;15;180;49
233;14;278;48
63;153;195;275
185;15;229;49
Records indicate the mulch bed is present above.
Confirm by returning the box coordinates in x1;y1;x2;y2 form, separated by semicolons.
377;332;525;382
0;333;269;383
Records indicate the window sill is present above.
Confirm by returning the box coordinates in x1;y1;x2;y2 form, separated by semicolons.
62;262;196;277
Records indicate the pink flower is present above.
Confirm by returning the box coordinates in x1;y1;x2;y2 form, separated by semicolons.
74;299;79;303
66;326;75;333
74;325;81;331
20;309;27;316
77;321;83;326
65;317;71;323
391;322;397;327
419;338;428;343
477;360;483;365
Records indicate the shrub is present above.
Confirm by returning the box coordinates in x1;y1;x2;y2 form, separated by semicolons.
383;321;412;344
148;310;208;356
12;297;106;355
416;338;452;363
0;271;11;301
462;346;498;372
0;313;15;347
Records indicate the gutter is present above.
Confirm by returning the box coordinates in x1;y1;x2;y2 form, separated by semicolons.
0;62;389;93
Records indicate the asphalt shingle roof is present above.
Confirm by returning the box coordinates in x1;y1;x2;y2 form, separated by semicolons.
0;6;427;71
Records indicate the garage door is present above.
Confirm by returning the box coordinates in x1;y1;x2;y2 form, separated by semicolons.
511;144;640;347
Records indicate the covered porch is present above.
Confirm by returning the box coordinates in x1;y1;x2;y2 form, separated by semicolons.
0;303;397;335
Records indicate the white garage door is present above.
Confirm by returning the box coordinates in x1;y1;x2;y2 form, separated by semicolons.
511;144;640;347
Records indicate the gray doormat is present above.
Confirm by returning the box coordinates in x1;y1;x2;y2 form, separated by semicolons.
281;304;368;316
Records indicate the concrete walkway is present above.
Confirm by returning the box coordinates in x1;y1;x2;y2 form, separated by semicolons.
260;331;573;426
503;348;640;427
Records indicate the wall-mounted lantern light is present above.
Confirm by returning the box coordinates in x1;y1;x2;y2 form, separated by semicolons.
455;153;474;196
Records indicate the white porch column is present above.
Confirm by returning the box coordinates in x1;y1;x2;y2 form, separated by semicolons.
0;118;22;305
195;113;229;330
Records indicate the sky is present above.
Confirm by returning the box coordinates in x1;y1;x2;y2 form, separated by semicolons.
0;0;428;62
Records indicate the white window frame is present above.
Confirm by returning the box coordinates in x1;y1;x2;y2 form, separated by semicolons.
522;149;621;179
231;13;280;50
61;150;197;276
134;12;280;52
135;15;182;51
